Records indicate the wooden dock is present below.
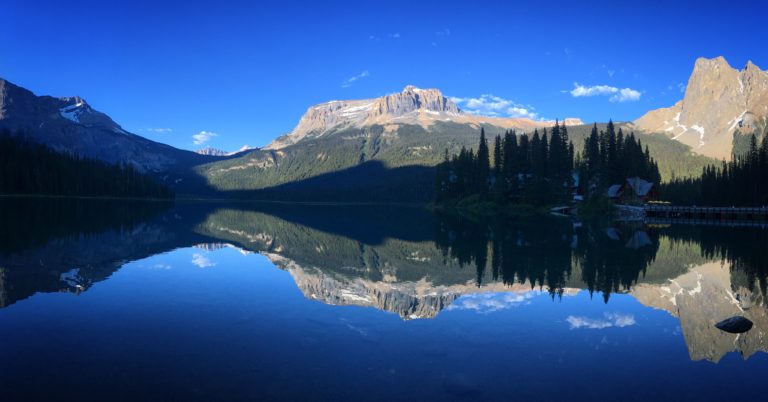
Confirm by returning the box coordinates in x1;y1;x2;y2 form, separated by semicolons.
645;217;768;228
643;205;768;221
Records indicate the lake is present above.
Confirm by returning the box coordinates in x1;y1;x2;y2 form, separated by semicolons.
1;198;767;401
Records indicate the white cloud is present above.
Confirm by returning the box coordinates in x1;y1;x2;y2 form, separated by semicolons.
677;82;687;93
451;94;539;119
447;291;541;313
611;88;641;102
341;70;369;88
435;28;451;36
144;128;172;133
607;70;615;77
568;83;642;102
566;312;636;329
191;253;216;268
192;131;217;145
369;33;401;40
570;83;618;97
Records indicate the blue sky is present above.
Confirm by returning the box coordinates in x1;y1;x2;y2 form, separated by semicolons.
2;0;766;151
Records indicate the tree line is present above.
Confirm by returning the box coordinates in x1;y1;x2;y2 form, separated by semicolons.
434;121;576;205
576;120;661;196
660;134;768;206
434;120;661;205
0;130;174;199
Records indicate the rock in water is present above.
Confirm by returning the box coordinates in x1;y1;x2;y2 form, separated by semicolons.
715;316;753;334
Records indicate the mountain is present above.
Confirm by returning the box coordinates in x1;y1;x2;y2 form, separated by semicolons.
231;145;256;154
634;56;768;160
196;147;228;156
197;86;713;200
197;145;257;156
0;77;228;193
266;85;582;149
0;77;718;201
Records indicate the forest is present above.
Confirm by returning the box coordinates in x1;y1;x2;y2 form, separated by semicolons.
576;121;661;195
434;120;661;206
0;130;173;199
661;134;768;206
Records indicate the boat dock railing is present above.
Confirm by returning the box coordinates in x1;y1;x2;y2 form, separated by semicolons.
643;205;768;221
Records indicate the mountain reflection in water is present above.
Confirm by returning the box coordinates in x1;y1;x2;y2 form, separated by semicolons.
0;198;767;366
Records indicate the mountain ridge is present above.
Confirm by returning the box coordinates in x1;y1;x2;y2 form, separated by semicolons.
634;56;768;159
0;77;234;194
0;73;719;200
266;85;583;150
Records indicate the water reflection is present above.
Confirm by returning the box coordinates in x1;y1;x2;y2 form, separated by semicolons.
0;198;766;363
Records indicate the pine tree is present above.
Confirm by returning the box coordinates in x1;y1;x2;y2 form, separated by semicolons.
502;130;518;199
476;128;490;198
0;130;173;198
493;135;505;203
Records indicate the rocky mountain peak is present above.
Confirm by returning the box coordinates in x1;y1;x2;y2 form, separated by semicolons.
373;85;460;117
265;85;578;150
694;55;729;70
744;60;760;71
196;147;228;156
0;76;209;175
634;56;768;159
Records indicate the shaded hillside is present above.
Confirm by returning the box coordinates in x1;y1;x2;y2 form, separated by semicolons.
0;77;236;195
198;122;715;202
0;132;173;198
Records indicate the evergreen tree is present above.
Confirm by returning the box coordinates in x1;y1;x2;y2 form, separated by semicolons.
502;130;518;200
476;128;491;198
434;149;450;202
0;130;174;199
660;134;768;206
492;135;506;203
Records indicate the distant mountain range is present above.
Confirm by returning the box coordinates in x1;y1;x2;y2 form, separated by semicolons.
3;56;758;200
196;145;256;156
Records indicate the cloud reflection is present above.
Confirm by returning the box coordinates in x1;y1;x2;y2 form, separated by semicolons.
566;313;636;329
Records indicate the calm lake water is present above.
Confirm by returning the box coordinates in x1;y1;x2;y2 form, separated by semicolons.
1;199;767;401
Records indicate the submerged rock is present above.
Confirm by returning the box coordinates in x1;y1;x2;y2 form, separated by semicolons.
715;316;753;334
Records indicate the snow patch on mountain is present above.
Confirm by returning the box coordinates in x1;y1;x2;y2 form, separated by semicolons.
265;85;583;150
634;56;768;159
59;101;86;123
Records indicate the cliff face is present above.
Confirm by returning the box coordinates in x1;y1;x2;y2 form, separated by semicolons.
634;57;768;159
266;85;582;149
